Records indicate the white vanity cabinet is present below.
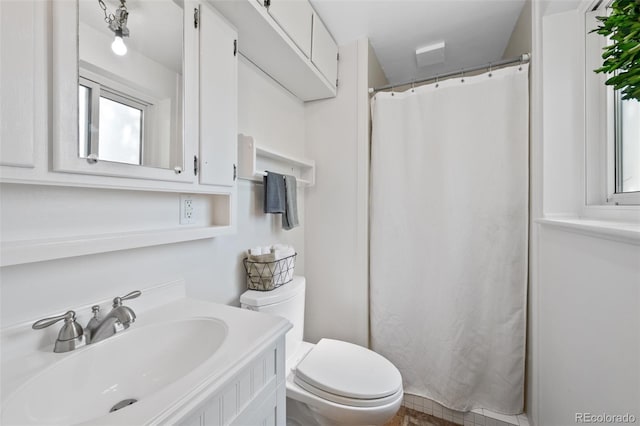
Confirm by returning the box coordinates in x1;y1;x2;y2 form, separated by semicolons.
177;336;286;426
0;287;290;426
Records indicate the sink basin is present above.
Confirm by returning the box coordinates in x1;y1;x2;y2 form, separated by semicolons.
1;318;227;425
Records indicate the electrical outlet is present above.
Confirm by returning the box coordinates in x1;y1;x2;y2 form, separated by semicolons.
180;195;195;225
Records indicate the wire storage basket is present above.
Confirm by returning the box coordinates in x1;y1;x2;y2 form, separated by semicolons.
243;253;296;291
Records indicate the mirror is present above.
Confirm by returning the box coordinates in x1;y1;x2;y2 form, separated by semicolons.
77;0;183;170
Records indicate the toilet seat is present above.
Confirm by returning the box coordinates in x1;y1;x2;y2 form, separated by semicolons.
292;339;402;408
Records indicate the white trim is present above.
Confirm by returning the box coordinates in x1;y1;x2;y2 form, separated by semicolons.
536;217;640;245
79;66;160;108
607;191;640;205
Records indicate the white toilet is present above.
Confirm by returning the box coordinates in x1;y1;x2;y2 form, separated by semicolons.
240;276;403;426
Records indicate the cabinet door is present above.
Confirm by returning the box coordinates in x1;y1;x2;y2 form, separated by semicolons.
267;0;313;59
0;0;36;167
199;3;238;187
311;14;338;87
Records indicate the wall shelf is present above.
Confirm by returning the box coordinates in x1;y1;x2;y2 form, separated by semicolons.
237;134;315;186
0;225;234;267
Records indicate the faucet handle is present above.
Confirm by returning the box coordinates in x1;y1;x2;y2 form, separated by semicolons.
112;290;141;307
32;310;77;330
33;310;86;353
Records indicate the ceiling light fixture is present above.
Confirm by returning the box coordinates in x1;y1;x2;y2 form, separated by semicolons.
98;0;130;56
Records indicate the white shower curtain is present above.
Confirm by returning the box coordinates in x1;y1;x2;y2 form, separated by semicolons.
370;64;529;414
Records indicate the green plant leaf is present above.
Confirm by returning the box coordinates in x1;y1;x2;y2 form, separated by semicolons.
593;0;640;102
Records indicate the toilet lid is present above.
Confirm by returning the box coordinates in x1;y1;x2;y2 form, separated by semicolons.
293;339;402;406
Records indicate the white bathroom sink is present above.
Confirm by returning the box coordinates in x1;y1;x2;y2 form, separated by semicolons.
1;318;227;425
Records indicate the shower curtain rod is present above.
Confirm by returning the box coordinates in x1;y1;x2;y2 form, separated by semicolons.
368;53;531;94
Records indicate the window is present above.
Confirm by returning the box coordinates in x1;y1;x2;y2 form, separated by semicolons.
78;76;148;166
97;93;144;165
615;96;640;194
585;8;640;206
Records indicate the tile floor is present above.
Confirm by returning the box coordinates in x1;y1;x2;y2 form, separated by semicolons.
398;394;530;426
385;406;457;426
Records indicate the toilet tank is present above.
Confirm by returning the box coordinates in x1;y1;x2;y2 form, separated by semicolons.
240;276;306;361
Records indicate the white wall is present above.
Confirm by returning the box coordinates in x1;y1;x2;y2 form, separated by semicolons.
536;227;639;425
528;2;640;424
503;0;531;59
304;38;384;347
0;58;306;327
368;42;388;91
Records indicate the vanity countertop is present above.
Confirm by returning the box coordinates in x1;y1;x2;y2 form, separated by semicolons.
1;296;291;425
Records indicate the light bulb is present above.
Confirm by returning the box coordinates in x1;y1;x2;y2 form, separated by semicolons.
111;33;127;56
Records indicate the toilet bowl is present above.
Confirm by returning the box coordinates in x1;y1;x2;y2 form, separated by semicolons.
240;276;403;426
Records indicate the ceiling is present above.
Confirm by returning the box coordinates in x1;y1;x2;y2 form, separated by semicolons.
309;0;526;86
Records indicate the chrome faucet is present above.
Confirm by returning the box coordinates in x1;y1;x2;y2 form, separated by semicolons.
90;291;141;343
32;290;141;353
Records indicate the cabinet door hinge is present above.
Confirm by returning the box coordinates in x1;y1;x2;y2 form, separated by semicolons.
336;78;339;88
194;155;199;176
264;0;270;7
233;39;237;57
194;7;199;29
337;52;340;61
233;164;237;181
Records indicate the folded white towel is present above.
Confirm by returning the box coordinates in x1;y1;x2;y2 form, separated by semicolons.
271;244;295;260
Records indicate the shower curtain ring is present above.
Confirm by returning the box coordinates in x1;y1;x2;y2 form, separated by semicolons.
488;63;493;78
461;70;465;83
435;76;439;88
411;81;415;92
519;56;523;71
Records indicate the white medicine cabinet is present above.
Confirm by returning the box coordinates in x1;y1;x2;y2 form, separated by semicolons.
0;0;237;191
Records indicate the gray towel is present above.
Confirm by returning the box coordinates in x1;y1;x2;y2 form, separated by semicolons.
263;171;286;214
282;175;299;230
